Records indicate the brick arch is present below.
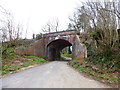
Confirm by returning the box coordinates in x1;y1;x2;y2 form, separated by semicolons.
47;39;72;49
46;39;72;60
15;30;87;61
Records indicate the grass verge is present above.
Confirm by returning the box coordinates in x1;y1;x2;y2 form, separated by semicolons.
68;60;119;84
2;55;47;75
1;39;47;76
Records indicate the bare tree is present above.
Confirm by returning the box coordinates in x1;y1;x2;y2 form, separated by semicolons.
42;18;59;33
55;19;59;32
69;0;120;55
0;6;23;42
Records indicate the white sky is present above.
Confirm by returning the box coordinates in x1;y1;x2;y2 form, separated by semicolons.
0;0;83;39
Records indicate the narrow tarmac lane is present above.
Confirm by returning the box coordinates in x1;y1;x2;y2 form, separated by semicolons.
1;61;111;88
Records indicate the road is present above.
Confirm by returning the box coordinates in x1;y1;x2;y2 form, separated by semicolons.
61;56;72;61
1;61;111;88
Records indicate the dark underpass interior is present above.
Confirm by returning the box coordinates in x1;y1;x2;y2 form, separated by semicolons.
47;39;72;61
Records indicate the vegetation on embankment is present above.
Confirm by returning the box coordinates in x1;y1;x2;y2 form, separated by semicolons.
67;1;120;86
1;39;47;76
69;60;119;84
61;54;72;57
2;55;46;75
68;43;119;84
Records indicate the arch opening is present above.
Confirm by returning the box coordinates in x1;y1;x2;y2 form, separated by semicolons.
46;39;72;61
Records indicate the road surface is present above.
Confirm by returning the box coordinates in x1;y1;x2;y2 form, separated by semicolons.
62;56;72;61
1;61;111;88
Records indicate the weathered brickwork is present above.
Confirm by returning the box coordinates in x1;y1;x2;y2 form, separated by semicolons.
15;30;87;61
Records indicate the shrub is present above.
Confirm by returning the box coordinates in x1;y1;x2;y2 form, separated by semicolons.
73;64;79;69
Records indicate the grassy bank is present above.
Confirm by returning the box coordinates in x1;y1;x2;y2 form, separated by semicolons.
1;39;47;76
68;43;119;84
68;60;119;84
2;55;46;75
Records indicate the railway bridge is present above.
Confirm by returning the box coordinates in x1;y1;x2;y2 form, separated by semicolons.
15;30;87;61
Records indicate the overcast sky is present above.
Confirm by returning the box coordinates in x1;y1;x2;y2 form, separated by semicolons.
0;0;84;39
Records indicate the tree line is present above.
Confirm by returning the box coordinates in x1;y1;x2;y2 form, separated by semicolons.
0;6;24;42
68;0;120;54
68;0;120;71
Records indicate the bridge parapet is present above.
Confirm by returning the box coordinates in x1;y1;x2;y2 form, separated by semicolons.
43;30;80;45
15;30;87;61
43;30;80;37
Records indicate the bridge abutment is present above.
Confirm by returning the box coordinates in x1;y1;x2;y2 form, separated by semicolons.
72;35;87;61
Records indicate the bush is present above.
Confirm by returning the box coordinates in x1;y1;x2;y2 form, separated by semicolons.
85;42;119;73
69;60;77;65
73;64;79;69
